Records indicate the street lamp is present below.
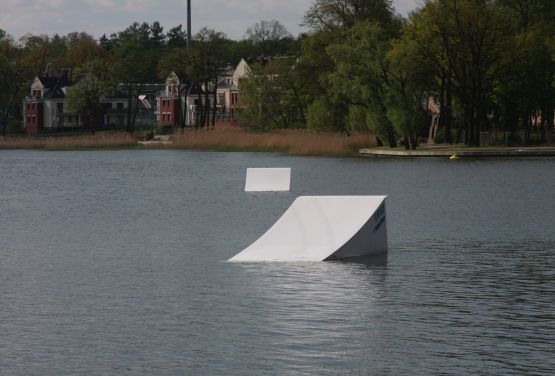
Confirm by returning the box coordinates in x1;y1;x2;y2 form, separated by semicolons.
187;0;191;48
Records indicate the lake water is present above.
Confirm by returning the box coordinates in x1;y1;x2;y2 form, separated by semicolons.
0;150;553;375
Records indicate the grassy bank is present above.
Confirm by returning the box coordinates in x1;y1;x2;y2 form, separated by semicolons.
169;128;376;156
0;133;136;150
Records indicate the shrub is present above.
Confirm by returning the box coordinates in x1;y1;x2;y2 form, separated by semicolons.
144;131;154;141
7;120;24;135
156;124;173;135
434;127;446;144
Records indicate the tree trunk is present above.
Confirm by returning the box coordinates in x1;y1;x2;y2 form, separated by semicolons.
439;77;446;130
211;80;218;128
0;116;8;136
445;79;452;144
196;92;202;129
464;106;470;146
203;83;210;128
126;86;133;133
177;89;184;129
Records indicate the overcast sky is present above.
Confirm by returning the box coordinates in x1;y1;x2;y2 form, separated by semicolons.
1;0;421;40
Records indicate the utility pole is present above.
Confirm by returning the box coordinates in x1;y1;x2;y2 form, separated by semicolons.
187;0;192;49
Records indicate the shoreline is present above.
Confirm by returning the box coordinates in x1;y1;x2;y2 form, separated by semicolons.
359;147;555;158
2;132;555;158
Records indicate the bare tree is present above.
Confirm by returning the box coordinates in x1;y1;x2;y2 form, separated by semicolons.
244;20;292;44
303;0;396;31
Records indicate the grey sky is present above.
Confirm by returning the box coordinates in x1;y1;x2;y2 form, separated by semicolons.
1;0;421;40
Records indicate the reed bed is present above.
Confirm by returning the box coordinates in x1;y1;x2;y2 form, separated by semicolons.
0;133;136;150
1;128;375;156
171;128;376;156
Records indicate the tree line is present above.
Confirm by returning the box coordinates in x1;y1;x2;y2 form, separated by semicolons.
0;19;298;135
1;0;554;148
240;0;554;148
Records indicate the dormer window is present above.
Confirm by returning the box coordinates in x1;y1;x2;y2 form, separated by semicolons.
32;89;42;98
167;85;177;97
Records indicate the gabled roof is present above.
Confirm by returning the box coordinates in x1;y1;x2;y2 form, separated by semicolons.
156;79;204;98
37;76;61;89
105;89;128;100
41;71;71;99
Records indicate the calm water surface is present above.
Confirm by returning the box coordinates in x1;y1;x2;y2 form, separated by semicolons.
0;150;554;375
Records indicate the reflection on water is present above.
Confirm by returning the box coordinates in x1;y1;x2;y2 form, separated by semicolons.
335;252;389;266
0;150;554;375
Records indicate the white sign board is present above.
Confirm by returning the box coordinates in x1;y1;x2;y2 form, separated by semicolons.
244;168;291;192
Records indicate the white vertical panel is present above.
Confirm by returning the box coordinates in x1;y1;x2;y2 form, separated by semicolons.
245;168;291;192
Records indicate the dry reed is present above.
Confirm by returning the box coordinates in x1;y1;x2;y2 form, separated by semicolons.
0;133;136;150
1;128;376;156
171;127;376;156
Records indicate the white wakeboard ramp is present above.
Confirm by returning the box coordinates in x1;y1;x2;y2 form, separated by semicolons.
245;168;291;192
229;196;388;262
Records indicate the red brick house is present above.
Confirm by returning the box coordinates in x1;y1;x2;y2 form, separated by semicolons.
158;72;181;126
156;72;205;127
23;70;72;135
23;68;132;134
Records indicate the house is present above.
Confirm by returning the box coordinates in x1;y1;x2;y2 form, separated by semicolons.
24;70;79;135
156;72;205;127
157;58;254;128
22;66;162;135
103;90;129;129
219;58;251;118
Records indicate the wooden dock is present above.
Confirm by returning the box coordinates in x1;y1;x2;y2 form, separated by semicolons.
359;148;555;158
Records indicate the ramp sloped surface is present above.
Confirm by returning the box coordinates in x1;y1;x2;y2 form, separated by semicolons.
229;196;387;262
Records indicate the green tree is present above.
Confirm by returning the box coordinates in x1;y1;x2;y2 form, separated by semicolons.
239;57;307;129
0;34;30;136
495;0;554;141
150;21;165;48
65;37;107;71
386;36;435;149
167;25;188;48
326;22;397;145
403;0;515;146
111;39;158;132
65;73;110;134
182;27;229;128
19;34;67;76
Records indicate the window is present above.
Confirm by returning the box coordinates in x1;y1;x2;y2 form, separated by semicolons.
117;103;124;110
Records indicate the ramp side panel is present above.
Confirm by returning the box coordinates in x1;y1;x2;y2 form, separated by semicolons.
245;168;291;192
326;202;388;260
229;196;387;262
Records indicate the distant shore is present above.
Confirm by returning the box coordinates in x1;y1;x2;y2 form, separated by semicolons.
2;130;555;158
